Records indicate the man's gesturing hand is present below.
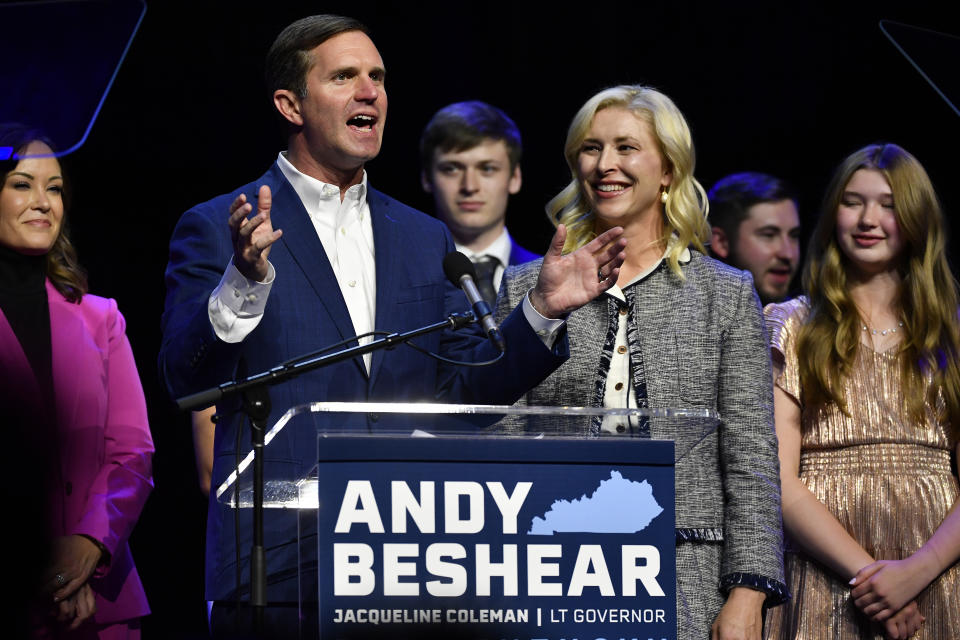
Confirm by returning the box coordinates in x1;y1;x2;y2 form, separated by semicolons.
229;185;282;282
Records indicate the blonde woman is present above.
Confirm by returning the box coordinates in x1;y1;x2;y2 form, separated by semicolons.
764;143;960;639
496;85;787;638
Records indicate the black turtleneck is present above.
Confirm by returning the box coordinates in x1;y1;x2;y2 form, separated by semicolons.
0;244;54;401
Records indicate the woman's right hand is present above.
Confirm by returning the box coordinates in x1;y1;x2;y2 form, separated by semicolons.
881;600;924;640
850;556;935;621
45;535;102;601
53;582;97;630
529;224;625;319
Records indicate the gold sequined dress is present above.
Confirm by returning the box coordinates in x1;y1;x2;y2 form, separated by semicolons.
764;298;960;639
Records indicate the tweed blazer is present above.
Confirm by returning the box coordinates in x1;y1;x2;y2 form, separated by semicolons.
495;249;785;595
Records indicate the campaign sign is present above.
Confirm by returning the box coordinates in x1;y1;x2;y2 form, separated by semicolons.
315;435;675;640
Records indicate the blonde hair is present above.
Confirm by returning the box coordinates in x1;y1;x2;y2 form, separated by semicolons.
798;143;960;440
545;85;709;277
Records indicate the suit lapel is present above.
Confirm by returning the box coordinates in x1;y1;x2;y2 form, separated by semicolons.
508;241;521;266
46;281;86;428
0;306;44;410
266;165;365;376
369;187;401;388
507;239;537;266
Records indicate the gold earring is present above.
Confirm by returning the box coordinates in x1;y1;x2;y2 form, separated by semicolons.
660;189;669;204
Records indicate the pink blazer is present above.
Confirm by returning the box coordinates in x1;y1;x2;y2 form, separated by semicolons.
0;281;154;623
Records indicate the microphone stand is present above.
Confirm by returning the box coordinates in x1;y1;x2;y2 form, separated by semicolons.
175;311;476;636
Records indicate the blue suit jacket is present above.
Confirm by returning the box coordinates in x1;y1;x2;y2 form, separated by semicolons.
159;162;565;601
508;237;539;267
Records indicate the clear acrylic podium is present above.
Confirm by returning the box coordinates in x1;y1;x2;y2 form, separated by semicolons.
216;402;719;639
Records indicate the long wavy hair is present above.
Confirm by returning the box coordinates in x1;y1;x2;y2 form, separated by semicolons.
797;143;960;439
545;85;709;277
0;124;87;303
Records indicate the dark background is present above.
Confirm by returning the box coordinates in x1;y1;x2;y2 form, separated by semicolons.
12;0;960;637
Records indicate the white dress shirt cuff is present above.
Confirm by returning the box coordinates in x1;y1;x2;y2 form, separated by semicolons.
208;261;276;343
521;289;566;349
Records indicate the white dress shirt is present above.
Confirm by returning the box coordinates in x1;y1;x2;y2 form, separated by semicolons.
455;228;566;349
454;227;514;293
208;155;566;377
209;152;377;372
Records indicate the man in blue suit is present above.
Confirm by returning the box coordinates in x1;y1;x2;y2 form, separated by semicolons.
159;14;624;637
420;101;539;305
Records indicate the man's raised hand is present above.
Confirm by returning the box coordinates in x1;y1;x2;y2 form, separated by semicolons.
229;185;282;282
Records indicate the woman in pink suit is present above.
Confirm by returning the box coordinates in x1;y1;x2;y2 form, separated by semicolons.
0;126;154;639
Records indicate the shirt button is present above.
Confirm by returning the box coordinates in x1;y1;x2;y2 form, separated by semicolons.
616;424;626;433
348;280;357;287
537;329;549;337
615;382;624;391
617;345;628;354
619;307;628;316
340;227;347;235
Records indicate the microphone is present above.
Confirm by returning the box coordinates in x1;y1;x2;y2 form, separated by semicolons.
443;251;507;353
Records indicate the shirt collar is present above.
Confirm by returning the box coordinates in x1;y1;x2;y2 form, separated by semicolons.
607;235;691;301
277;151;368;210
455;227;512;267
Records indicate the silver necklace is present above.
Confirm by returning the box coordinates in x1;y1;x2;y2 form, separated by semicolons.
861;321;904;336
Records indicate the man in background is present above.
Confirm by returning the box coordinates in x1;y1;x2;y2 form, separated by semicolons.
420;101;537;305
708;172;801;304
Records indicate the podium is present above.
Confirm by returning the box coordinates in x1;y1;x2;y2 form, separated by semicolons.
217;402;718;639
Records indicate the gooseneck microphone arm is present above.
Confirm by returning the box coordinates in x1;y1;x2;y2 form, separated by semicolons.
175;311;476;411
442;251;507;353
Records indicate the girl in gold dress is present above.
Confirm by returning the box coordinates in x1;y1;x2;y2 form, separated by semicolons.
764;143;960;639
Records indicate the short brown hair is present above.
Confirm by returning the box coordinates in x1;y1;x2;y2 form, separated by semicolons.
419;101;522;174
265;14;369;99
